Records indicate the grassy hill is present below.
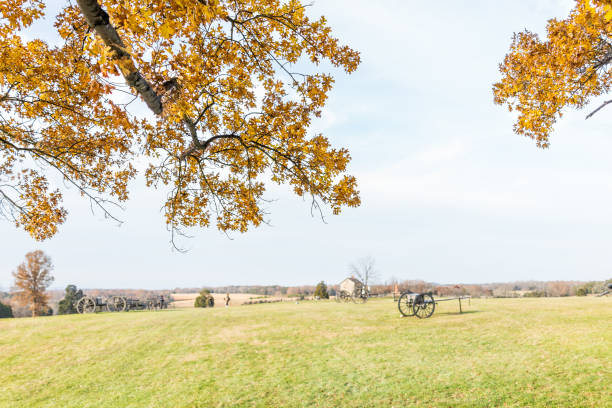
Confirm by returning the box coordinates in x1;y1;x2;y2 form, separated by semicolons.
1;297;610;407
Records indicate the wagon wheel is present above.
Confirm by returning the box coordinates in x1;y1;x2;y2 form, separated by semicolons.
397;292;415;317
413;293;435;319
79;296;97;314
341;291;352;303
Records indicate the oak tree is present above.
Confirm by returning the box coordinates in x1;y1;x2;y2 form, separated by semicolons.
0;0;361;244
494;0;612;147
12;250;55;317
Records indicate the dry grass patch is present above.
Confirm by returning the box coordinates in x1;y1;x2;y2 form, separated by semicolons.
171;292;283;308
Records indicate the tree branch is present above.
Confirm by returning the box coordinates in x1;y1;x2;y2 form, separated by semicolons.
586;99;612;119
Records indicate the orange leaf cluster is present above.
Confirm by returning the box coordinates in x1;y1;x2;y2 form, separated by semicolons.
494;0;612;147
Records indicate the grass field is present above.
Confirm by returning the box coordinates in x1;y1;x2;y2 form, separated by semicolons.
1;297;611;407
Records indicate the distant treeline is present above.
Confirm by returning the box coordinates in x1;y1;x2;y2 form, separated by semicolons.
172;285;316;297
371;279;611;298
367;279;611;298
176;278;612;299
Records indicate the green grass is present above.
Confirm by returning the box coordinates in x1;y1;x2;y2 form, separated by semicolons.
1;297;611;407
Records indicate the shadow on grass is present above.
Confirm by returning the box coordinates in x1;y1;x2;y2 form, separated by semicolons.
398;310;482;320
398;309;482;319
434;310;482;316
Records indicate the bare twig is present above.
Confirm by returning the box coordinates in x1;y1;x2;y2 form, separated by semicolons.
586;99;612;119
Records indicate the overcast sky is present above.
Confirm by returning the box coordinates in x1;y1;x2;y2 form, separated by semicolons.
3;0;612;290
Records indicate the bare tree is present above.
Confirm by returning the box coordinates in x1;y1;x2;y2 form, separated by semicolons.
349;256;380;288
12;250;54;317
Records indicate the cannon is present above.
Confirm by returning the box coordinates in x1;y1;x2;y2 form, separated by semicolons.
125;297;148;311
352;286;370;303
147;295;168;310
75;296;106;314
596;283;612;297
76;295;168;313
76;295;132;313
397;291;470;319
106;296;127;312
128;295;167;310
335;290;353;303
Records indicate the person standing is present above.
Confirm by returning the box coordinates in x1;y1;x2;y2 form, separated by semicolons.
224;293;231;307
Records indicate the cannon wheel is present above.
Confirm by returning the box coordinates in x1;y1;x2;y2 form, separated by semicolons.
125;299;137;311
340;291;352;303
76;297;87;314
352;295;366;303
353;288;369;304
106;297;115;312
116;296;127;312
413;293;435;319
397;292;415;317
77;296;96;314
107;296;127;312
